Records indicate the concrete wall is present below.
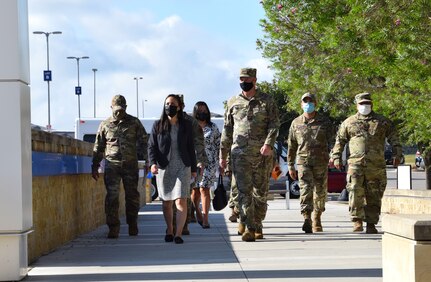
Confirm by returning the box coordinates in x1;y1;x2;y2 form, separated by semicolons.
381;189;431;215
29;129;148;263
381;189;431;282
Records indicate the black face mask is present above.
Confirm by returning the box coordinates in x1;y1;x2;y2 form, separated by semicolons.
112;109;126;120
165;105;178;117
240;81;254;92
196;112;209;121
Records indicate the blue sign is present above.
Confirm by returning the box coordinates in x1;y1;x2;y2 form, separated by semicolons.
75;86;82;95
43;70;52;81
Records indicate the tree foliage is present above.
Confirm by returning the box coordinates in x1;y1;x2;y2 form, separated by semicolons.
257;80;298;142
257;0;431;148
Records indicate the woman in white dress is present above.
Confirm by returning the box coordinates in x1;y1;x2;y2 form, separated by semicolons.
148;94;197;244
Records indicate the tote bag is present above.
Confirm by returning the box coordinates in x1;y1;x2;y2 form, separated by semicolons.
212;174;228;211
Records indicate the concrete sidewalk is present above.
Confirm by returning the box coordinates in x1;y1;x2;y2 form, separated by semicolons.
25;197;382;282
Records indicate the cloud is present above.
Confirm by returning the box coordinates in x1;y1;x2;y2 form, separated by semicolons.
28;1;273;131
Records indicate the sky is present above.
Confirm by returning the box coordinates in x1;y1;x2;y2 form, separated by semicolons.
28;0;274;131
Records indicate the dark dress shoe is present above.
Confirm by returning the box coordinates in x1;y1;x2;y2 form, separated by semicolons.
164;234;174;242
202;224;210;229
174;236;184;244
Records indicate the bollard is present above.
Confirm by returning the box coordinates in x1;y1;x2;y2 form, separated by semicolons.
396;165;412;190
285;180;290;209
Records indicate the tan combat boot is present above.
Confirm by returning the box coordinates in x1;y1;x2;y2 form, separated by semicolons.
353;219;364;232
228;208;238;223
312;211;323;232
255;227;264;239
366;223;378;234
238;222;246;235
302;213;313;234
242;229;256;242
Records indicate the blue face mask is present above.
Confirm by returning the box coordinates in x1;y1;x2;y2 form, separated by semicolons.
302;102;315;113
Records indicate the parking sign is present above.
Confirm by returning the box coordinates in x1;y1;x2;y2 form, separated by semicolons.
43;70;52;81
75;86;82;95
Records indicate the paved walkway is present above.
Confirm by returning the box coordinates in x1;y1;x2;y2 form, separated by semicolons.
25;197;382;282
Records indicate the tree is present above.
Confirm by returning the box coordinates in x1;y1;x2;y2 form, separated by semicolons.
257;80;298;142
258;0;431;188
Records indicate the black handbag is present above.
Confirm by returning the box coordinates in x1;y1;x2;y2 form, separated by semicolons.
212;174;228;211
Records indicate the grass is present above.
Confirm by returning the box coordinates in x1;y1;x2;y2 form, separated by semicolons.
404;154;416;166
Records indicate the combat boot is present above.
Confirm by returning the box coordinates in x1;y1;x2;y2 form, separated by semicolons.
366;223;378;234
238;222;246;235
108;226;120;239
255;227;264;239
302;213;313;234
128;223;138;236
353;219;363;232
228;208;238;223
242;229;256;242
312;211;323;232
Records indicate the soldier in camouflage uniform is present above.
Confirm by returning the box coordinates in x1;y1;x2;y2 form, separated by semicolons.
330;93;402;234
226;152;240;222
223;104;239;223
220;68;279;242
92;95;148;239
287;93;335;233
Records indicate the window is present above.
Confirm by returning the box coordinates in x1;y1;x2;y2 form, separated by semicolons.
83;134;96;143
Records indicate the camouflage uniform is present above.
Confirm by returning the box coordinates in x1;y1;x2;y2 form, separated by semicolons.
331;93;402;227
184;112;206;224
220;73;279;233
287;112;334;217
92;95;148;235
226;153;239;220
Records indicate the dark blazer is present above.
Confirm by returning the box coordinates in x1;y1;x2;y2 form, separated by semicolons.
148;118;197;173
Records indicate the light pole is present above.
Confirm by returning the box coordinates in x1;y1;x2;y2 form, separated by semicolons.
67;56;89;120
92;68;98;118
33;31;62;131
142;99;148;118
133;77;143;117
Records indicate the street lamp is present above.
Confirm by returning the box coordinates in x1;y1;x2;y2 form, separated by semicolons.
92;68;98;118
133;77;143;117
33;30;62;131
67;56;89;120
142;99;148;118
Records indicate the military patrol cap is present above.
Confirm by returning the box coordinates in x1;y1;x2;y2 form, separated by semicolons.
112;94;127;110
355;92;372;104
301;92;316;102
239;68;257;78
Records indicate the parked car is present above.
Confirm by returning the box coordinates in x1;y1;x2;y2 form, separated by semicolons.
269;142;347;198
269;173;300;198
384;144;405;166
270;168;347;199
327;168;348;193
